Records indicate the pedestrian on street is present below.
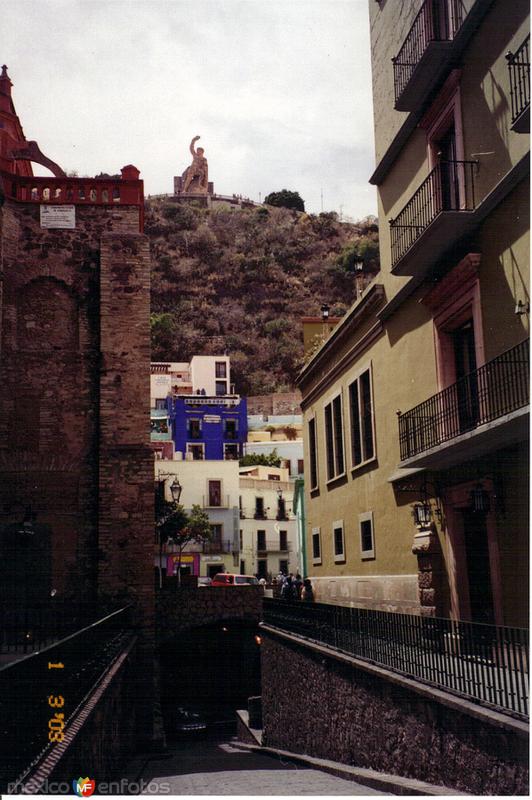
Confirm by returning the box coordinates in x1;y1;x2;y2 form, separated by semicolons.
281;575;296;600
294;573;303;598
301;578;314;602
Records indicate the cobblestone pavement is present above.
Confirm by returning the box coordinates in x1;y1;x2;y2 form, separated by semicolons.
137;730;387;795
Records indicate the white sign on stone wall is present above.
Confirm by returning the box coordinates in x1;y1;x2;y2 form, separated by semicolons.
40;205;76;229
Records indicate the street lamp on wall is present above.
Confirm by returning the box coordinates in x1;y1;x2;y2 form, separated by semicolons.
470;484;490;513
412;502;432;529
169;478;182;503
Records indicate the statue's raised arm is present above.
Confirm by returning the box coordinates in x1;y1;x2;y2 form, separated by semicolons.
189;135;201;156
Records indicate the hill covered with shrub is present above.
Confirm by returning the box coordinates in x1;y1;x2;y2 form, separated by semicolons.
147;198;379;395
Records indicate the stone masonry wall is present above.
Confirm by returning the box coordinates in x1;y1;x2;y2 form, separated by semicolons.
157;585;263;640
261;629;528;796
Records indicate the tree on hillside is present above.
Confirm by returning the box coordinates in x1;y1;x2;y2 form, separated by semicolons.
264;190;305;212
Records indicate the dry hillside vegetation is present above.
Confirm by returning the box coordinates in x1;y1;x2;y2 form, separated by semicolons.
147;198;379;394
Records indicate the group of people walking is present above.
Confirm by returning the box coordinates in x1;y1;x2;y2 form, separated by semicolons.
275;572;314;601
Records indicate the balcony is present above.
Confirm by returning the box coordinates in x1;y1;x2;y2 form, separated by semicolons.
506;35;530;133
203;539;233;555
393;0;464;111
398;340;529;468
257;540;291;554
390;160;478;276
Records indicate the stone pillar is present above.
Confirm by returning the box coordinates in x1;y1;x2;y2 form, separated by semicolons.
412;527;442;617
98;232;156;744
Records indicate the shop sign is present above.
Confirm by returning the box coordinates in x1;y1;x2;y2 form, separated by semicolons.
203;414;221;423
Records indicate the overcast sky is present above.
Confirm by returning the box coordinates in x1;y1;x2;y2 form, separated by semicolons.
3;0;377;220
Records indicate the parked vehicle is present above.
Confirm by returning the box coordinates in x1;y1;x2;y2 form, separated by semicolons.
172;706;208;735
197;576;212;587
211;573;259;586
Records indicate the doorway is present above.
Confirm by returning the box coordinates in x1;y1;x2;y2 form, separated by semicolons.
452;320;479;431
462;509;495;624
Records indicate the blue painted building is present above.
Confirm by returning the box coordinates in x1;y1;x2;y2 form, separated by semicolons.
166;394;248;461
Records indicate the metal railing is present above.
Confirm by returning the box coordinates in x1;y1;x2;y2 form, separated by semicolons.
257;540;291;553
390;159;477;267
0;605;133;792
393;0;464;103
506;35;530;126
1;600;98;656
202;539;233;554
398;339;529;460
263;598;529;720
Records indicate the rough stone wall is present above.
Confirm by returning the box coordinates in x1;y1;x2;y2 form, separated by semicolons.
261;630;528;796
0;199;155;741
157;585;263;640
247;392;302;416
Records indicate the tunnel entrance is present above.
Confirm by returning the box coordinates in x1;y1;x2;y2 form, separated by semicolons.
160;619;262;728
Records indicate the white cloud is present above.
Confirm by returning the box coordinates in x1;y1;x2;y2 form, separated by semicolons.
3;0;376;218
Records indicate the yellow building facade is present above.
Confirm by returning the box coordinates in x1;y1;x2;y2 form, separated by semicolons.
299;0;529;626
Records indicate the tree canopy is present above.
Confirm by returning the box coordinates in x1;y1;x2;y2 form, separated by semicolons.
239;450;282;468
264;190;305;212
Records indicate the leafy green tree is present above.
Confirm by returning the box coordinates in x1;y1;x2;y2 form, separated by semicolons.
264;190;305;212
155;496;212;586
239;450;282;468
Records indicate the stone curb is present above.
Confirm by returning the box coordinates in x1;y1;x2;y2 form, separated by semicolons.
234;739;470;796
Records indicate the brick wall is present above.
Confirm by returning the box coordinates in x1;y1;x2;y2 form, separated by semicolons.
261;628;528;795
0;197;155;739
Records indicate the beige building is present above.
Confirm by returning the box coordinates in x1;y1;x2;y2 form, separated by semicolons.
298;0;529;626
155;459;240;577
239;466;299;579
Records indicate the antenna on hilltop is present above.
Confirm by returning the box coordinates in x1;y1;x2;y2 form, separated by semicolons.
320;188;324;212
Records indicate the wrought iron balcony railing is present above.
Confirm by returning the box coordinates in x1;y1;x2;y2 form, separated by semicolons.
398;339;529;461
257;540;291;554
390;159;477;268
506;35;530;130
393;0;464;106
263;598;529;720
202;539;233;554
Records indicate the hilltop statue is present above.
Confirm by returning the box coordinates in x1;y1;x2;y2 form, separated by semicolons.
182;135;209;194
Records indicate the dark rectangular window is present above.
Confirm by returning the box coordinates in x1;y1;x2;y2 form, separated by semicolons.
224;443;238;460
255;497;265;519
279;559;288;574
155;398;167;409
208;480;221;507
334;526;344;557
240;559;246;574
188;418;202;439
360;513;375;559
324;394;345;481
279;530;288;551
349;368;375;468
324;404;334;480
308;418;318;488
189;443;204;460
215;361;227;378
257;530;266;551
277;497;287;520
215;380;227;396
312;528;321;561
224;419;238;439
210;523;222;545
333;395;344;475
297;458;304;475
